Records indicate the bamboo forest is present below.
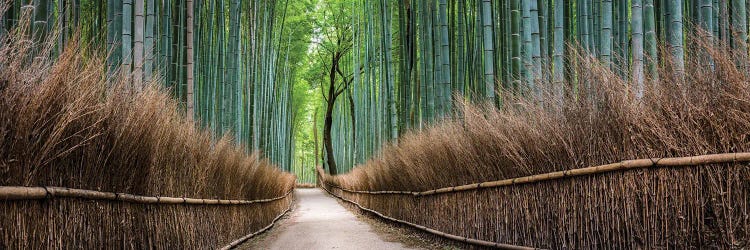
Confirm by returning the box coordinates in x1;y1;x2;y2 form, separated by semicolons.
1;0;750;249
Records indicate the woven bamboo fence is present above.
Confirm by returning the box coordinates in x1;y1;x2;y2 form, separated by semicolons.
320;153;750;249
0;186;294;249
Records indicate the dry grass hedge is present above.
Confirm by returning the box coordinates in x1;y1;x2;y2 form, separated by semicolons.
0;11;294;248
324;39;750;248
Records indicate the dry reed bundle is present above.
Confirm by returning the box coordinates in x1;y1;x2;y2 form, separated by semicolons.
324;38;750;248
0;10;294;248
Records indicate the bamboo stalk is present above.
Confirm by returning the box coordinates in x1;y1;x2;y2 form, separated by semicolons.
323;152;750;196
0;186;293;205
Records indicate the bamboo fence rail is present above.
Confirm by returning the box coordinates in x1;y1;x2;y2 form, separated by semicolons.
319;181;536;250
0;186;292;205
1;185;295;248
330;152;750;195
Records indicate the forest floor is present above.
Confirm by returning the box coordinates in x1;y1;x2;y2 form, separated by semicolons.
239;188;426;250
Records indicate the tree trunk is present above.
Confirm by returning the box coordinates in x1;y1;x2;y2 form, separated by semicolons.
324;97;338;175
313;107;320;167
323;52;341;175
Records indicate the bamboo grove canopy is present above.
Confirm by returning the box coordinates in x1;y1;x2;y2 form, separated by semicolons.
3;0;747;174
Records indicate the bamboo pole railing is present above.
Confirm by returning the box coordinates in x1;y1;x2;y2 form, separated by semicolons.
0;186;293;205
329;152;750;196
318;152;750;249
220;194;295;250
319;182;537;250
2;185;296;248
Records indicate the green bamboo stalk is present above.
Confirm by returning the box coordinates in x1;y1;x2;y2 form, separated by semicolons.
186;0;193;120
553;0;565;102
732;0;747;72
632;0;645;98
383;0;397;140
161;0;170;88
580;0;592;53
668;0;685;79
133;0;143;88
423;1;434;122
592;0;599;54
122;0;132;81
539;0;549;83
644;0;659;81
530;0;542;90
33;0;48;43
481;0;495;100
699;0;714;67
618;0;629;79
456;0;466;96
438;0;451;112
600;0;613;68
107;0;121;77
144;0;153;82
521;0;534;91
511;0;521;89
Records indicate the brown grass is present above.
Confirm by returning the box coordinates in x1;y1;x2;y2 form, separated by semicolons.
324;37;750;248
0;10;294;248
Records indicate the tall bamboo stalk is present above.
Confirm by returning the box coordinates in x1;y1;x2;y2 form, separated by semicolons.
122;0;132;82
481;0;495;99
186;0;193;120
632;0;645;98
133;0;143;88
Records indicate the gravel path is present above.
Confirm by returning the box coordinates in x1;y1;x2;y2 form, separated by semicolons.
241;188;417;250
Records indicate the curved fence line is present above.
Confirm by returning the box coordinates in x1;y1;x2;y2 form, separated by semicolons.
320;183;536;250
329;152;750;196
0;186;292;205
220;194;295;249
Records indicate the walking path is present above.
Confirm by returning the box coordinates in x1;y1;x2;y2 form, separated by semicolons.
241;188;417;250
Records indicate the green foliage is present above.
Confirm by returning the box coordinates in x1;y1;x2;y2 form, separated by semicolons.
9;0;750;178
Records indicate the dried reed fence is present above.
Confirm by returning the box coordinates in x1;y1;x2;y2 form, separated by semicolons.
321;41;750;248
320;154;749;249
2;185;294;248
0;12;295;248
